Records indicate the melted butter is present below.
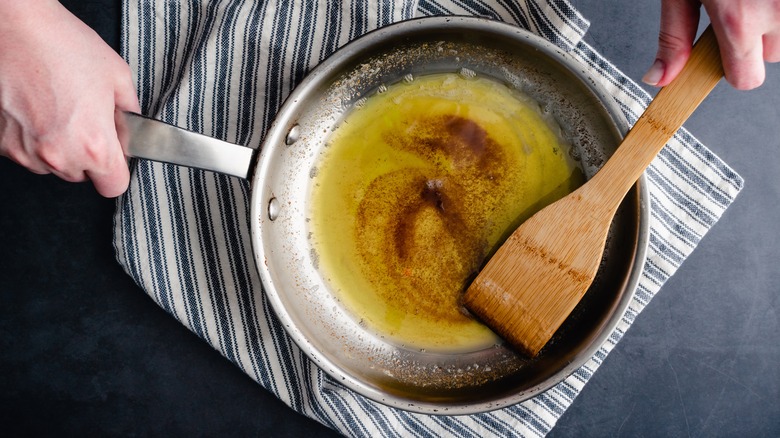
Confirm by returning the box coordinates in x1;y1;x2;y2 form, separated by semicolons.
310;73;584;351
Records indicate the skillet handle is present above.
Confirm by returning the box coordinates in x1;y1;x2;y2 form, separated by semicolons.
119;112;255;180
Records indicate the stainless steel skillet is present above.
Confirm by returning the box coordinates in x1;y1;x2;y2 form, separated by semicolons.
121;16;649;415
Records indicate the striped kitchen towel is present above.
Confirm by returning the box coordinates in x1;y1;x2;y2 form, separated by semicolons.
115;1;743;436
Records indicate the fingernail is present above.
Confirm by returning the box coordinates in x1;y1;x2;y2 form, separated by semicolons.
642;59;665;86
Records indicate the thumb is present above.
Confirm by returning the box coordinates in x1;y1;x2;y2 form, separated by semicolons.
644;0;702;87
114;65;141;114
88;63;138;198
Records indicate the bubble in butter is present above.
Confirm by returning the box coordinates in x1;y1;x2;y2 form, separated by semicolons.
310;73;584;352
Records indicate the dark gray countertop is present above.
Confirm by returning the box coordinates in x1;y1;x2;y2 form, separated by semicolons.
1;1;777;436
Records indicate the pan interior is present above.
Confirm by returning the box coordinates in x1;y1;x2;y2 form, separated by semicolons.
253;17;646;415
309;72;587;353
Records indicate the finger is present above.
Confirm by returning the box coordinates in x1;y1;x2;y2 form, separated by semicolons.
44;158;88;182
85;137;130;198
35;140;89;182
114;109;132;156
644;0;701;87
113;65;141;113
112;68;140;161
763;31;780;63
86;79;134;197
83;117;130;197
704;1;769;90
723;41;766;90
2;146;49;175
15;155;51;176
708;20;765;90
50;167;88;183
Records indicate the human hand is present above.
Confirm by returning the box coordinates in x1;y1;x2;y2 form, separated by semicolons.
643;0;780;90
0;1;140;197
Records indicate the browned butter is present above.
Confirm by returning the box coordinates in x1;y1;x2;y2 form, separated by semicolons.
310;73;584;351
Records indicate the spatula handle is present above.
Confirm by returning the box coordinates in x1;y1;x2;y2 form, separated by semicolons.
588;26;723;210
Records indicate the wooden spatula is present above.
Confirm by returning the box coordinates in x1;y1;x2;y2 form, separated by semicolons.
463;26;724;357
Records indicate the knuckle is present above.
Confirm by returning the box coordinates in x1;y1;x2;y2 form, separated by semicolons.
657;31;690;53
718;11;744;38
84;138;117;171
83;138;105;163
3;146;29;167
36;141;85;181
36;141;66;172
116;60;134;78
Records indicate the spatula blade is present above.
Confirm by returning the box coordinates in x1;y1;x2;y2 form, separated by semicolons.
463;191;611;356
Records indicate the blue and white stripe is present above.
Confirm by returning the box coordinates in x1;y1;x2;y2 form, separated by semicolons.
116;1;743;436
